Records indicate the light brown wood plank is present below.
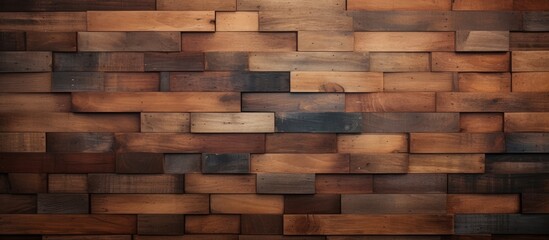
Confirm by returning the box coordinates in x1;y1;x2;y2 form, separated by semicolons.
448;194;520;213
512;72;549;92
460;113;503;132
191;113;274;133
182;32;295;52
0;214;136;234
26;32;77;51
355;32;454;52
260;11;352;31
456;31;509;52
437;92;549;112
410;133;505;153
0;12;86;32
238;0;345;11
338;134;408;153
251;154;349;173
291;71;382;92
141;113;190;133
505;113;549;132
211;194;283;214
185;174;255;193
104;73;159;92
0;51;51;72
0;93;70;112
157;0;236;10
0;73;51;92
48;174;88;193
458;73;511;92
250;52;369;72
78;32;180;52
87;11;215;31
0;133;45;152
383;72;454;92
452;0;513;10
408;154;485;173
350;154;409;174
432;52;510;72
91;194;209;214
346;92;436;112
216;12;258;31
512;51;549;72
349;0;451;10
0;113;139;132
370;53;430;72
341;194;447;214
298;31;354;52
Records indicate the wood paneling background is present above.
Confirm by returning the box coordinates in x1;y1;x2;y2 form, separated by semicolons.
0;0;548;238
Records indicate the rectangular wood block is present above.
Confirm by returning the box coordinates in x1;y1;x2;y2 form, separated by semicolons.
458;73;511;92
202;153;250;173
249;52;369;71
316;174;373;194
512;51;549;71
0;12;86;32
257;173;315;194
505;113;549;132
91;194;209;214
211;194;283;214
383;72;454;92
116;133;265;153
350;154;409;174
432;52;509;72
205;52;248;71
185;174;255;193
338;134;408;153
524;12;549;31
37;193;89;214
48;174;88;193
362;113;459;133
374;174;448;193
241;214;283;235
0;133;45;152
511;32;549;50
0;32;25;51
456;31;509;51
284;194;340;214
0;51;51;72
78;32;180;51
72;92;239;112
342;194;447;214
54;52;144;72
265;133;337;153
141;113;190;133
52;72;104;92
411;133;504;153
87;11;215;31
284;214;454;235
448;174;549;193
506;133;549;153
290;71;382;92
0;194;36;214
409;154;485;173
170;71;289;92
448;194;520;213
0;153;114;173
452;0;513;10
514;0;549;10
157;0;236;10
243;93;344;112
370;53;430;72
182;32;295;52
144;52;204;71
216;12;258;31
26;32;77;51
298;31;353;52
355;32;454;52
7;173;47;193
0;93;70;112
47;133;113;153
346;93;436;112
191;113;274;133
238;0;344;10
163;154;201;174
349;0;451;10
138;214;185;235
259;11;352;31
486;154;549;174
522;193;549;213
0;73;51;93
0;214;136;234
0;0;156;11
460;113;503;133
453;11;522;31
104;72;159;92
89;174;182;193
351;11;452;31
251;154;349;173
437;93;549;112
43;236;133;240
455;214;549;234
186;215;240;234
512;72;549;92
275;112;363;133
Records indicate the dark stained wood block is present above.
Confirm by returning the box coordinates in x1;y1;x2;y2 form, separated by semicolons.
26;32;76;51
141;113;190;133
0;32;25;50
511;32;549;50
448;194;520;213
411;133;505;153
506;133;549;153
135;235;237;240
0;51;51;72
51;72;104;92
505;113;549;132
182;32;296;52
409;154;485;173
158;0;236;11
7;173;47;193
486;154;549;174
243;93;344;112
455;214;549;234
138;214;185;235
144;52;203;71
265;133;337;153
362;113;459;132
316;174;372;194
37;193;88;214
512;51;549;72
342;194;447;214
453;11;522;31
449;174;549;193
284;194;340;214
0;153;114;173
205;52;248;71
0;174;7;193
241;215;283;235
432;52;510;72
249;52;368;71
0;214;136;234
460;113;503;133
0;93;71;112
0;12;86;32
87;11;214;31
370;53;430;72
0;73;51;92
275;112;363;133
438;93;549;112
458;73;511;92
0;113;139;132
47;133;114;153
79;32;180;52
202;153;250;173
0;133;45;152
91;194;209;214
169;72;289;92
524;12;549;31
185;215;240;234
48;174;88;193
346;93;436;112
350;154;409;173
256;173;315;194
185;174;255;193
163;154;201;173
210;194;283;214
88;174;183;193
0;194;36;213
351;11;452;31
522;193;549;213
374;174;447;193
116;153;164;173
104;73;159;92
54;52;144;72
251;153;349;174
0;0;155;11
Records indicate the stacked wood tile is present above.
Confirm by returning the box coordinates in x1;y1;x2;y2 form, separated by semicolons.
0;0;548;239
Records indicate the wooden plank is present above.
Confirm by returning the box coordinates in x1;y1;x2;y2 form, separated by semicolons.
460;113;503;133
514;0;549;10
54;52;144;72
0;73;51;92
455;214;549;234
290;71;382;92
453;11;522;31
170;72;289;92
135;236;237;240
202;153;250;173
191;113;274;133
505;113;549;132
346;93;436;112
0;93;70;112
138;215;185;235
205;52;248;71
338;134;408;153
342;194;447;214
458;73;510;92
355;32;454;52
157;0;236;10
510;32;549;51
182;32;295;52
26;32;76;51
251;154;349;173
243;93;344;112
91;194;208;214
87;11;215;31
524;12;549;31
257;173;315;194
374;174;447;193
411;133;504;153
37;194;89;214
284;214;453;235
0;133;45;152
432;52;509;72
408;154;485;173
512;72;549;92
448;174;549;193
104;73;159;92
362;113;459;133
47;133;113;153
144;52;203;71
141;113;190;133
0;51;51;72
52;72;104;92
370;53;430;72
0;214;136;234
0;153;115;173
437;93;549;112
506;133;549;153
216;12;258;31
452;0;513;10
350;154;409;174
456;31;509;51
298;31;353;52
0;174;8;193
486;154;549;174
260;11;352;31
238;0;344;11
316;174;372;194
522;193;549;213
72;92;239;112
88;174;182;193
512;51;549;72
79;32;180;52
448;194;520;213
116;133;265;153
186;215;240;234
275;112;363;133
48;174;88;193
241;214;283;234
351;11;452;31
0;194;36;213
349;0;450;10
185;174;255;193
383;72;454;92
164;154;201;174
249;52;368;71
116;153;163;173
0;12;86;32
265;133;337;153
211;194;283;214
0;0;155;11
0;32;25;51
284;194;340;214
7;173;47;193
43;236;131;240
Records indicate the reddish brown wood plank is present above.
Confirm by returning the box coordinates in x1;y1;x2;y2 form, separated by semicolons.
338;134;408;154
522;193;549;213
383;72;454;92
512;51;549;72
0;0;156;11
26;32;76;51
47;133;114;153
409;154;485;173
0;113;139;132
342;194;447;214
210;194;283;214
48;174;88;193
373;174;448;193
87;11;215;31
0;12;86;32
0;194;36;213
158;0;236;10
182;32;295;52
458;73;511;92
0;73;51;92
316;174;372;194
0;51;51;72
284;194;340;214
91;194;209;214
0;214;136;234
460;113;503;133
241;214;283;235
185;215;240;234
356;32;454;52
104;73;159;92
512;72;549;92
251;154;349;173
37;193;89;214
116;152;164;173
265;133;337;153
185;174;255;193
505;113;549;132
349;0;451;10
0;93;70;112
510;32;549;51
138;215;185;235
0;153;114;173
350;154;409;174
411;133;505;153
452;0;513;10
448;194;520;213
346;93;436;112
437;93;549;112
0;133;45;152
432;52;510;72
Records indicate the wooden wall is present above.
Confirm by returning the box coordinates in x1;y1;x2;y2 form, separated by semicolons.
0;0;548;239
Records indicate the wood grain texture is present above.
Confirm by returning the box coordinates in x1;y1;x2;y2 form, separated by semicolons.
316;174;373;194
0;0;155;11
510;32;549;51
373;174;448;193
89;174;182;193
164;154;201;174
486;154;549;174
141;113;190;133
265;133;337;153
0;32;24;51
448;174;549;193
0;73;51;92
182;32;295;52
453;11;522;31
191;113;274;133
257;173;315;194
78;32;180;52
104;73;159;92
349;0;451;10
243;93;344;112
437;93;549;112
355;32;454;52
249;52;369;71
91;194;208;214
238;0;345;11
185;174;255;193
0;12;86;32
512;72;549;92
370;53;430;72
87;11;215;31
383;72;454;92
456;31;509;52
284;194;340;214
186;215;240;234
37;194;89;214
458;73;510;92
0;93;71;112
512;51;549;72
291;71;382;92
346;93;436;112
54;52;144;72
48;174;88;193
7;173;47;193
460;113;503;133
298;31;354;52
523;12;549;31
144;52;203;71
338;134;408;153
0;51;51;72
351;11;452;31
411;133;505;153
211;194;283;214
216;12;258;31
432;52;509;72
251;154;349;173
26;32;76;51
0;194;36;213
448;194;520;213
138;214;184;235
202;153;250;173
522;193;549;213
0;133;45;152
0;214;136;234
0;153;114;173
170;72;289;92
455;214;549;234
259;11;352;31
157;0;236;10
205;52;248;71
506;133;549;153
52;72;104;92
47;133;113;153
350;154;409;174
362;113;459;133
408;154;485;173
341;194;447;214
505;113;549;132
275;112;363;133
452;0;513;10
241;214;283;235
43;236;131;240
